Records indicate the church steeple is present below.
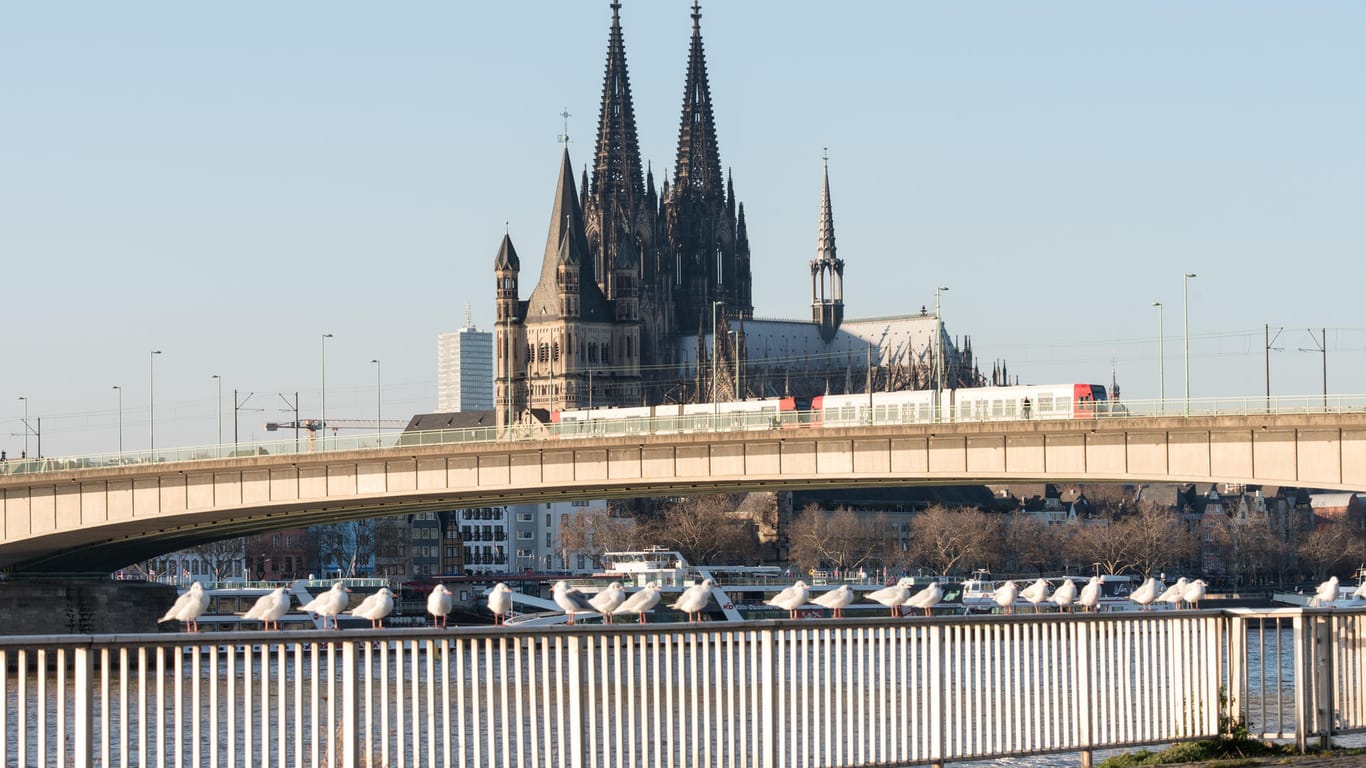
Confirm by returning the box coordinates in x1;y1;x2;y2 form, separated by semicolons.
592;1;645;210
673;1;723;198
810;151;845;341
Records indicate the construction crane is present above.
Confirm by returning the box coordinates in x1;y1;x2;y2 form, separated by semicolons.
263;418;409;450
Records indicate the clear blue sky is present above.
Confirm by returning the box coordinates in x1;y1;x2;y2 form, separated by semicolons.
2;2;1363;457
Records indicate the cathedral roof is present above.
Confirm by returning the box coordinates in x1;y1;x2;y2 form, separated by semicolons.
591;0;645;210
493;233;519;271
525;148;612;322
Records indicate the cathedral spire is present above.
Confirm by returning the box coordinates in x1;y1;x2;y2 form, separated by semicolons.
673;0;723;197
810;150;844;341
817;152;836;263
592;1;644;208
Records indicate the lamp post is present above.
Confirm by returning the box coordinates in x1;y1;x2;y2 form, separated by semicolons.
320;333;333;450
113;386;123;460
1152;302;1164;413
211;374;222;456
149;350;162;456
17;396;28;458
935;286;949;422
711;300;723;422
1182;273;1196;414
370;359;381;447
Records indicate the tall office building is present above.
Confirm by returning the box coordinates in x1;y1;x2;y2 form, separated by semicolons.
438;315;494;412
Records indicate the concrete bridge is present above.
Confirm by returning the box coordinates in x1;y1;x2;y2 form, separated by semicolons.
3;408;1365;573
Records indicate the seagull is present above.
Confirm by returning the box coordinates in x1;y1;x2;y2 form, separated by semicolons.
866;584;910;617
1130;578;1160;611
1049;579;1078;612
991;581;1019;614
1018;578;1049;613
905;583;944;616
553;580;597;625
159;581;210;633
1157;577;1189;610
242;586;291;631
1077;576;1103;613
487;582;514;625
614;582;663;624
1312;576;1340;608
670;578;716;622
811;585;855;618
299;581;351;630
1354;581;1366;601
1182;579;1208;609
349;587;395;629
426;584;454;628
767;580;812;619
589;582;627;623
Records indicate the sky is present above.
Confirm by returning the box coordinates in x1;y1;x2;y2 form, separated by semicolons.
2;2;1364;459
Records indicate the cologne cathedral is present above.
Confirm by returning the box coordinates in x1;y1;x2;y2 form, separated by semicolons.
495;2;985;428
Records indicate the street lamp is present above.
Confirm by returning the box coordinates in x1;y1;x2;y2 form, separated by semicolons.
149;350;162;456
1151;302;1164;412
211;374;222;456
1182;273;1196;414
17;396;28;458
935;286;949;422
370;359;381;447
711;301;723;421
320;333;333;450
113;386;123;460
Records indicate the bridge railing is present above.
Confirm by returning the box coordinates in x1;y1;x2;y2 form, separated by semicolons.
3;608;1363;768
5;393;1366;479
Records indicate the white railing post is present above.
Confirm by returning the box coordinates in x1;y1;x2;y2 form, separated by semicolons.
761;626;777;768
73;645;94;768
1075;621;1094;768
568;634;586;768
341;640;361;768
1226;614;1246;731
1314;615;1334;752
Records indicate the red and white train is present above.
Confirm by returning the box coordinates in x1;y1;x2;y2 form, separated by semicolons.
550;383;1110;435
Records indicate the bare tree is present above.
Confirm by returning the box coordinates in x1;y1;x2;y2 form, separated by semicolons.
1119;503;1195;579
1065;519;1135;576
188;537;246;582
314;521;376;578
647;494;759;565
1298;522;1360;582
1000;514;1063;575
908;506;1000;577
558;507;638;569
785;505;889;572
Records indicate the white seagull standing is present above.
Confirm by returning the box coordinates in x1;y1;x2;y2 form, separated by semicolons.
905;582;944;616
427;584;454;628
670;578;716;622
242;586;291;631
1311;576;1340;608
553;580;597;625
992;581;1019;614
589;582;627;624
1182;579;1209;609
1157;577;1189;610
1354;581;1366;601
866;584;911;617
812;585;855;618
1049;579;1078;612
1129;578;1160;611
614;582;663;624
767;580;812;619
1019;578;1050;614
349;587;395;629
487;582;514;625
159;581;210;633
298;581;351;630
1077;576;1103;613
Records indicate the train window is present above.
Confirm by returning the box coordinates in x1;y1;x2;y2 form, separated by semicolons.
1039;394;1054;412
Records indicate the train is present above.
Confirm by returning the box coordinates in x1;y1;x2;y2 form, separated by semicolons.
549;383;1110;435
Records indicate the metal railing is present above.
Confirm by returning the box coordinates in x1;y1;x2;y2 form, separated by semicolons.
4;393;1365;479
3;607;1363;768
